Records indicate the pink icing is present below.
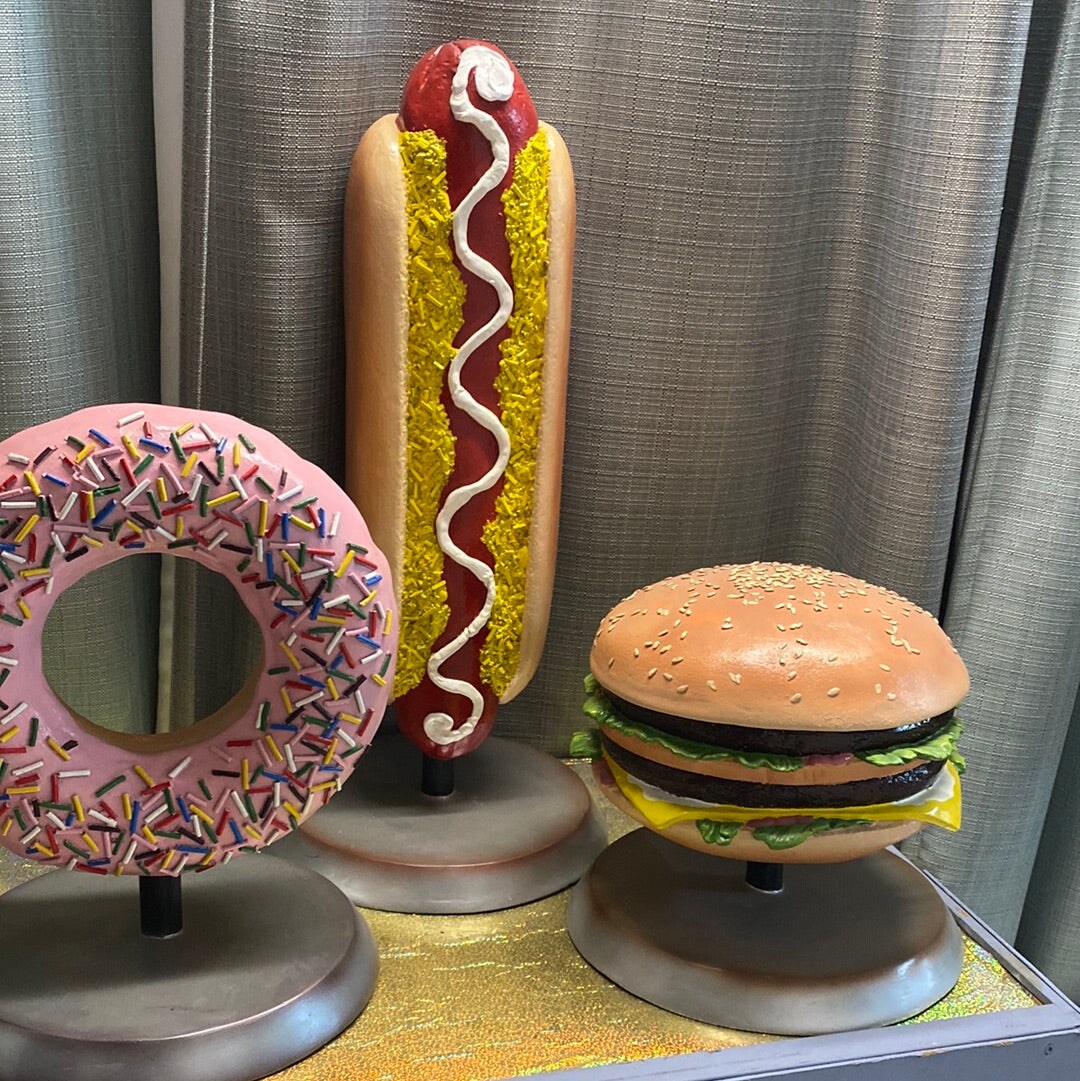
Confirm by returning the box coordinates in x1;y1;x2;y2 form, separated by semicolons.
0;404;396;876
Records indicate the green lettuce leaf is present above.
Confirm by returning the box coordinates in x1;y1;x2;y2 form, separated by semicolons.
751;818;875;851
581;677;805;772
568;729;602;758
693;817;874;850
582;674;966;776
696;820;741;846
855;718;964;770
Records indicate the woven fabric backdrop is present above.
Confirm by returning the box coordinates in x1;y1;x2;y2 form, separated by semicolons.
919;0;1080;974
0;0;1078;997
177;0;1027;725
174;0;1080;992
0;2;161;733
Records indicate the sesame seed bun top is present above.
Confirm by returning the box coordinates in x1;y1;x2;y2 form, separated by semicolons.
588;563;969;732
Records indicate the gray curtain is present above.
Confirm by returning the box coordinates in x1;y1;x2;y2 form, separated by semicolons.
4;0;1075;997
0;1;160;733
176;0;1080;995
177;0;1030;723
906;0;1080;989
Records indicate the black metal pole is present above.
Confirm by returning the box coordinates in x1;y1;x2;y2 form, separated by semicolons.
745;861;784;894
421;753;455;797
140;875;183;938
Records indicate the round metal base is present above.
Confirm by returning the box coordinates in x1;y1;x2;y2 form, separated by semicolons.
272;734;608;913
567;829;963;1035
0;856;378;1081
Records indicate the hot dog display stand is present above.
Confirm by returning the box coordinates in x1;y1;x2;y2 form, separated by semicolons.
1;761;1075;1081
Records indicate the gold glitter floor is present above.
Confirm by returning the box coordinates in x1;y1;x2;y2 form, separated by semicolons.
0;764;1038;1081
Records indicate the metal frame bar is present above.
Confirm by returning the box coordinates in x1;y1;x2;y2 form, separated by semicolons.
527;864;1080;1081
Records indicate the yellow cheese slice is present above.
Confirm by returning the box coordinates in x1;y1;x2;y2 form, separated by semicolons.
604;751;962;832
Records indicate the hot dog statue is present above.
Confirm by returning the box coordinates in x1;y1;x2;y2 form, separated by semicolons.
344;41;573;760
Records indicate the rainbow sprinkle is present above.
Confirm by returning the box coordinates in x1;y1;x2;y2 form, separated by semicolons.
0;407;395;876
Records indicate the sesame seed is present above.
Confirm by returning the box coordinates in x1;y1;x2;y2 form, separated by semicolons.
676;685;688;694
729;672;742;684
790;693;802;704
827;687;840;697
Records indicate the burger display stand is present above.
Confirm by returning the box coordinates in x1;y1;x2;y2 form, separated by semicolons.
1;762;1074;1081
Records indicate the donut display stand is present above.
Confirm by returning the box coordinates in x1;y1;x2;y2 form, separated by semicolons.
273;40;606;913
0;403;396;1081
567;565;967;1033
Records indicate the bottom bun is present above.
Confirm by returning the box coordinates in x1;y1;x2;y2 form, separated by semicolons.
595;763;923;864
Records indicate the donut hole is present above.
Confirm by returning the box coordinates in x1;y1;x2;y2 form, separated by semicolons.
42;554;262;751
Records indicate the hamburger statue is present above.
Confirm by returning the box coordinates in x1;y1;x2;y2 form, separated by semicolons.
568;562;970;1034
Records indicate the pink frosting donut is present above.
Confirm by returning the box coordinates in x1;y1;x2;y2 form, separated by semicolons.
0;404;396;876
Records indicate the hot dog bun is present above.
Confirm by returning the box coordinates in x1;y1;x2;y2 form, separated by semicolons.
344;42;573;756
507;119;573;701
344;113;408;582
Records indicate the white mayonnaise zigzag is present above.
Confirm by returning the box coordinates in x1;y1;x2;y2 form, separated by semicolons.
423;45;516;746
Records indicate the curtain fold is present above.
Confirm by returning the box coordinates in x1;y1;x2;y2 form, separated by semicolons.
173;0;410;724
177;0;1031;739
0;2;160;733
927;0;1080;997
171;0;1080;986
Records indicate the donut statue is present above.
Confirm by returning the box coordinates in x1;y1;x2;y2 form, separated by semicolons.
0;404;396;875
